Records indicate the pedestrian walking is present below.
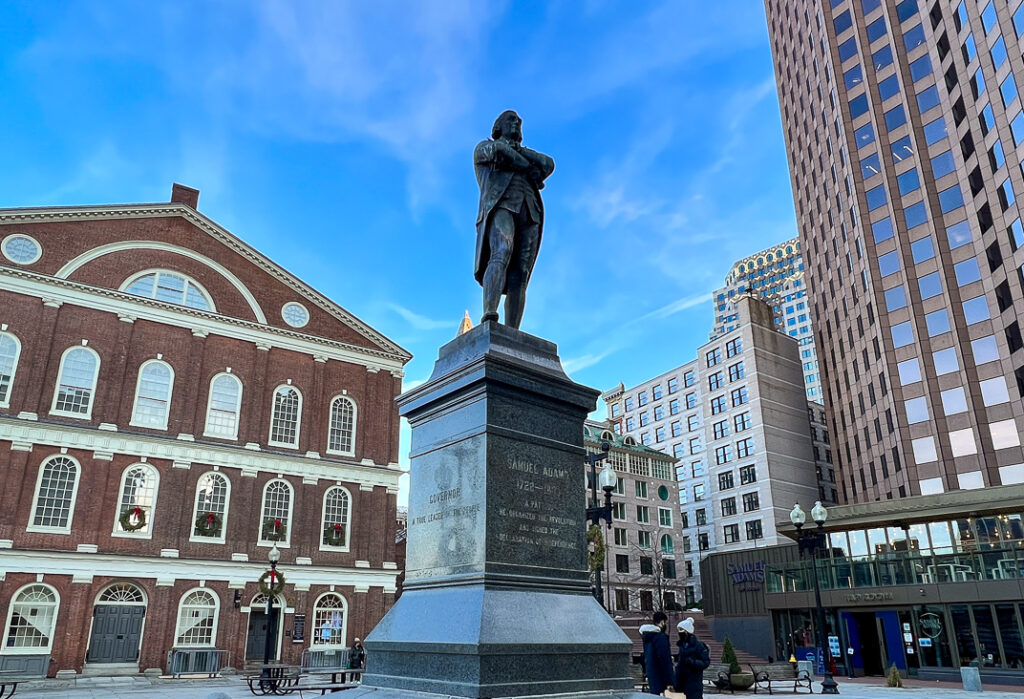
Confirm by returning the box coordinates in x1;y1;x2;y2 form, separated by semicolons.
673;617;710;699
641;611;675;695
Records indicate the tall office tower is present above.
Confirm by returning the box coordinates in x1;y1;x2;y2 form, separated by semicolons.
764;0;1024;503
603;296;830;604
710;238;824;402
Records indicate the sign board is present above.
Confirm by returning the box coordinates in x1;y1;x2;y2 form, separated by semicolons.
919;612;942;639
727;561;766;592
292;613;306;643
903;632;913;643
828;635;841;658
919;638;933;647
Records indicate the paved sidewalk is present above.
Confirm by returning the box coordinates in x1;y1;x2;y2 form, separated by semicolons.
13;676;1024;698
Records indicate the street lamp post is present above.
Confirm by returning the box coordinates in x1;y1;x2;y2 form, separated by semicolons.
790;501;839;695
585;441;617;608
261;543;282;685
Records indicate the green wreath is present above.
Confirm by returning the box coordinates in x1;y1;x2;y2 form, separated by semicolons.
258;569;286;596
119;507;147;532
587;524;605;572
322;523;346;546
194;511;222;537
262;517;287;542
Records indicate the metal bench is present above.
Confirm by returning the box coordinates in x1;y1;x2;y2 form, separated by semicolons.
703;662;733;693
750;662;812;694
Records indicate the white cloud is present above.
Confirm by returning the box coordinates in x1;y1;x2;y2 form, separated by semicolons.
387;303;454;332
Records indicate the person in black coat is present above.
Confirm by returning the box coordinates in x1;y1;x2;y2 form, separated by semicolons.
641;611;675;695
675;617;711;699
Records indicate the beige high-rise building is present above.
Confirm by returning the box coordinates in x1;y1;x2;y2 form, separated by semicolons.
765;0;1024;503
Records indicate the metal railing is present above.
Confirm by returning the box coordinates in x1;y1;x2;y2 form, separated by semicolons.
166;648;229;678
301;647;350;671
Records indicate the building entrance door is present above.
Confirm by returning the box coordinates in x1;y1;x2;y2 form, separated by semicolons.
246;595;282;662
853;612;885;675
86;584;147;663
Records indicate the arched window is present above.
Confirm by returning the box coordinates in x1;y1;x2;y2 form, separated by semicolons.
0;331;21;407
660;534;675;554
122;270;214;311
268;386;301;448
28;455;80;533
326;395;355;456
97;583;146;605
191;472;230;542
51;346;100;418
204;373;242;439
173;589;219;647
260;479;293;546
311;593;347;647
130;360;174;429
114;464;159;536
3;584;59;652
320;486;351;550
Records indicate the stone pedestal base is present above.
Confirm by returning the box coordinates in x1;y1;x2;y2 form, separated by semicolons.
344;689;649;699
363;322;637;698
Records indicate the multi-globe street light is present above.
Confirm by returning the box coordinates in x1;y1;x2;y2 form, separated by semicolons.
790;501;839;695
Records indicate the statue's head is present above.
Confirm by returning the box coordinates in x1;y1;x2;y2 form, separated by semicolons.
492;110;522;144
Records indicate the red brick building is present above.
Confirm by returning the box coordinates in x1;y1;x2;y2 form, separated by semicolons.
0;184;410;678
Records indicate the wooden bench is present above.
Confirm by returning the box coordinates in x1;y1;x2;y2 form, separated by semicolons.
750;663;812;694
702;663;733;693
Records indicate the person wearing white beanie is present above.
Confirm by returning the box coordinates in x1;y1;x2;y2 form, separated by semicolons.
674;617;709;699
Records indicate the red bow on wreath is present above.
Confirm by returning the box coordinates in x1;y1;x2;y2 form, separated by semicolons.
207;513;216;525
274;519;281;530
133;507;142;519
334;524;342;531
269;571;276;584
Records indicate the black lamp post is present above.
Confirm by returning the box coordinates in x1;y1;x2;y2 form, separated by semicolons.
585;441;617;608
790;502;839;694
261;543;282;683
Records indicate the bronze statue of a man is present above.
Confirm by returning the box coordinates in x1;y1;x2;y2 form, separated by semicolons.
474;110;555;329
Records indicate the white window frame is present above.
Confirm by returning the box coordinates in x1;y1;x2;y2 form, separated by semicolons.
129;359;175;430
173;588;220;648
325;395;357;457
112;463;160;539
0;331;22;408
189;471;231;545
259;478;294;548
658;507;673;528
120;269;216;312
49;345;101;419
203;373;243;440
1;583;60;655
26;455;81;535
268;385;302;449
319;485;352;552
310;592;349;648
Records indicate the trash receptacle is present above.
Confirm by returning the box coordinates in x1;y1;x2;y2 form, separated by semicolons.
960;665;982;692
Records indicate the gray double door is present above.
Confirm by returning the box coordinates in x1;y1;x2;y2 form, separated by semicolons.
87;605;145;663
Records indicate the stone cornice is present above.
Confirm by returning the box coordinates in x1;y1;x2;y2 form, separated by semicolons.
0;548;400;592
0;203;412;364
0;268;406;372
0;417;403;490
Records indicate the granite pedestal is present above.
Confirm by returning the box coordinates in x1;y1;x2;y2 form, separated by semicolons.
352;322;644;698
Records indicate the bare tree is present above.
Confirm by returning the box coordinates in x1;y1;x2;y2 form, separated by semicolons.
609;530;685;614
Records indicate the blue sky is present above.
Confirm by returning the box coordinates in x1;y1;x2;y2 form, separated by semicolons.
1;2;798;492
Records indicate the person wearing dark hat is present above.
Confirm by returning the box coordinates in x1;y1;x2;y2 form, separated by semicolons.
674;617;710;699
640;611;675;695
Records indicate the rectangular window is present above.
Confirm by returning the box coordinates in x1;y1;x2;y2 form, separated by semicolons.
713;420;729;440
634;480;648;499
655;426;666;442
916;85;940;113
740;465;757;484
636;505;650;524
708;372;723;390
706;348;722;367
924;117;947;145
730;387;749;406
728;362;745;381
638;391;648;406
638;531;651;549
897;168;920;195
668;377;679;392
931;150;955;179
658;508;673;527
671;421;682;437
687;414;699;431
1002;76;1019;108
873;44;894;71
639;556;653;575
691;461;705;477
683;371;695;387
694;485;705;502
861;152;881;178
734;412;751;432
866;184;888;210
736;437;754;458
689;438;701;455
715;445;733;465
718;472;735;491
721;497;737;517
614;528;628;546
616;554;630;573
663;559;676;579
699;532;709;550
904;23;925;51
909;54;932;82
669;398;680;415
855;122;876;148
639;411;649;426
725;338;742;357
938;184;965;213
723;524;740;544
652;385;662;400
711;396;727;414
745;520;763;540
885;104;906;131
685;392;698;409
742;492;760;512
